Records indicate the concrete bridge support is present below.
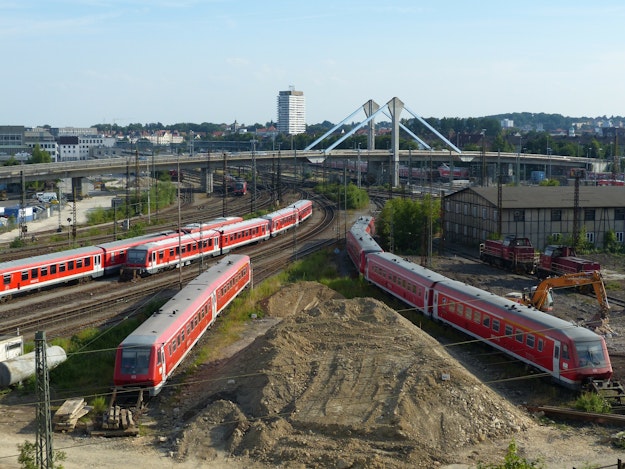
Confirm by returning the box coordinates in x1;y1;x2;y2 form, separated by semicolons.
363;100;379;151
71;177;83;199
388;97;404;187
200;168;214;194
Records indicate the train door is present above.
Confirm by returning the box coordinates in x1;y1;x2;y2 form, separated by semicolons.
552;340;561;380
159;344;167;380
151;251;156;270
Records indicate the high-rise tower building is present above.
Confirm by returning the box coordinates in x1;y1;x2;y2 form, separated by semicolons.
277;88;306;135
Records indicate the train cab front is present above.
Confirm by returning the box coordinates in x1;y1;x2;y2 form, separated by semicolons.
119;248;151;281
113;343;162;397
573;339;613;384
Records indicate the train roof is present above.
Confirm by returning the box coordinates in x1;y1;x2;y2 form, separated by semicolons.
434;278;603;342
128;230;219;251
347;229;382;254
290;199;312;208
120;255;250;346
219;217;268;233
0;245;102;272
96;231;176;250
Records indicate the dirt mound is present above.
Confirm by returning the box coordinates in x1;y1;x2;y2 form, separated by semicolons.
175;283;534;468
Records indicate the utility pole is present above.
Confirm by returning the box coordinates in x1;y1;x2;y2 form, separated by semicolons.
222;152;228;217
35;331;53;469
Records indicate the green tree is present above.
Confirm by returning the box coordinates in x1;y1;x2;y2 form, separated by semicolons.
18;440;66;469
376;196;439;255
29;144;52;164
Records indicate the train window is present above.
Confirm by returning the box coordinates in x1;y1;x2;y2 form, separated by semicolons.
76;259;83;268
59;263;66;273
492;319;500;332
50;265;56;275
515;330;523;343
21;271;28;281
85;257;91;267
68;261;74;270
187;324;191;335
456;304;463;316
121;347;151;375
505;325;513;338
31;268;38;279
537;339;544;352
157;349;163;365
168;344;173;356
464;307;472;320
482;316;490;328
3;274;10;285
562;344;570;360
554;345;560;359
172;339;177;352
159;251;164;260
526;335;535;348
447;300;455;313
177;334;181;347
181;329;185;342
41;266;48;277
169;249;174;257
473;311;481;323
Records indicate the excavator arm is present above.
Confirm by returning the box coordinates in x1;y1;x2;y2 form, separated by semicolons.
530;271;610;318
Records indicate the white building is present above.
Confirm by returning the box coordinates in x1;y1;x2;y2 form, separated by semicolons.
277;88;306;135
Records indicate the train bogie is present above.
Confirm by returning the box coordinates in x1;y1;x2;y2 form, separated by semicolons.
113;254;251;395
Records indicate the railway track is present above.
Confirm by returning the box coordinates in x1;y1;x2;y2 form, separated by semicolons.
0;192;337;341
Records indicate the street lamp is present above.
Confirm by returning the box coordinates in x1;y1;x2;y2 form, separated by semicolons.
515;133;522;185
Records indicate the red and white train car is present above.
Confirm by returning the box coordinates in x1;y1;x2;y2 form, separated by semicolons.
122;230;222;277
291;199;313;223
346;216;382;275
430;278;612;388
365;252;449;314
0;246;105;301
97;231;177;275
113;254;251;395
362;251;612;389
218;217;271;252
261;199;312;237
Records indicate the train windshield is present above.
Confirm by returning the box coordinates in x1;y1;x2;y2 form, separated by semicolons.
126;249;148;265
120;346;151;375
576;341;608;368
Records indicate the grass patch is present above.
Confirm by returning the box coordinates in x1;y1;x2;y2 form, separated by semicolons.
574;392;611;413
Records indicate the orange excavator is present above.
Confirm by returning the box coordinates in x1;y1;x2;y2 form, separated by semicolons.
506;270;610;319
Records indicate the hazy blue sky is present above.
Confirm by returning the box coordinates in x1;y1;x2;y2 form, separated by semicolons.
3;1;625;128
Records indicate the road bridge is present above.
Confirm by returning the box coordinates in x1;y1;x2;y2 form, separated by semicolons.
0;150;606;197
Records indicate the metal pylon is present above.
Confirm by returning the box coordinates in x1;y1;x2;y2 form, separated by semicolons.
35;331;53;469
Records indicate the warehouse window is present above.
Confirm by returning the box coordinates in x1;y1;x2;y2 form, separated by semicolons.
551;209;562;221
617;232;624;243
584;209;595;221
616;208;625;221
513;210;525;222
586;232;595;243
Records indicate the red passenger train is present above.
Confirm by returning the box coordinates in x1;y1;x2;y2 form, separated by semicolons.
113;254;251;396
121;200;313;278
0;216;246;301
347;217;613;389
346;216;382;274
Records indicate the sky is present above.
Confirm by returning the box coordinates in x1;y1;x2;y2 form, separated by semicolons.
3;0;625;128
